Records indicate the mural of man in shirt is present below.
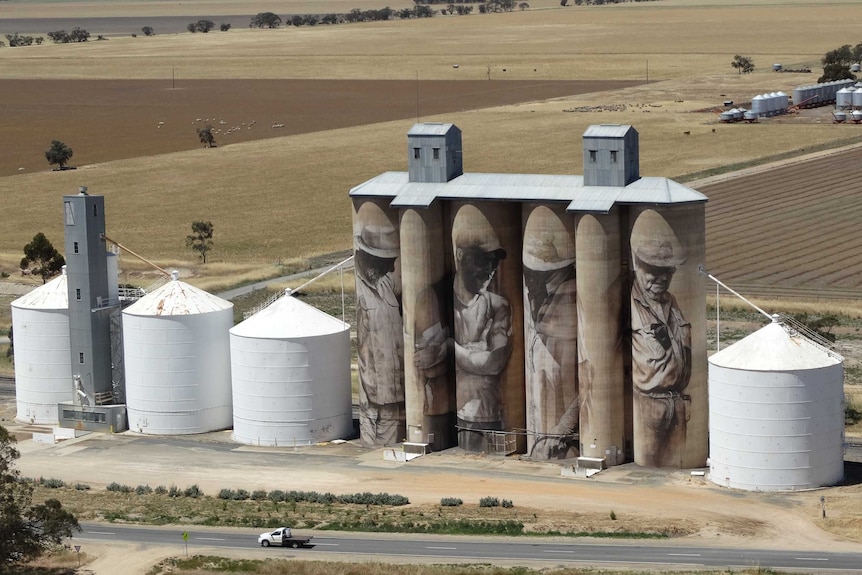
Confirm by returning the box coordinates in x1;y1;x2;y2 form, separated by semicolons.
630;221;691;468
354;203;405;446
522;214;578;460
452;222;512;452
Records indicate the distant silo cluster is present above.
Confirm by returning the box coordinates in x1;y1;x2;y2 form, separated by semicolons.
351;122;709;469
123;272;233;434
229;293;353;446
708;319;845;490
792;79;855;108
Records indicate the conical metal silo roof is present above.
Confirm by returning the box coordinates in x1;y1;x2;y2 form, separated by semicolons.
123;274;231;316
709;321;840;371
11;270;68;310
230;293;349;339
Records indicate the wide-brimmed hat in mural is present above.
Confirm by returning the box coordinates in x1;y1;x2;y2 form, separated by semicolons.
451;204;507;260
354;202;400;259
523;206;575;272
630;209;686;268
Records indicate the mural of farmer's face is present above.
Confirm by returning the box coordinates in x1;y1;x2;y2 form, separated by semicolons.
459;247;504;295
635;258;675;301
357;249;396;285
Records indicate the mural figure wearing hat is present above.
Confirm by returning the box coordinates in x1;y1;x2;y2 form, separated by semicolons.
630;212;691;467
452;209;512;452
355;203;405;446
523;212;579;459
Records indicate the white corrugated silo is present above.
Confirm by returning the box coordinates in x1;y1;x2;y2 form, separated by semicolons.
836;87;854;110
123;272;233;434
10;270;70;425
708;320;844;491
750;94;766;117
229;293;353;446
776;91;788;113
853;88;862;110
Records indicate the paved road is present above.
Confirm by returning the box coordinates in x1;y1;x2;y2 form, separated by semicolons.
75;523;862;573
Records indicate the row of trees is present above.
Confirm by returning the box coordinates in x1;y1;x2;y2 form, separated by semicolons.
248;6;434;28
47;27;90;43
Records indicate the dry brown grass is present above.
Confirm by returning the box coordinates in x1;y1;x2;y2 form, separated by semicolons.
2;0;862;289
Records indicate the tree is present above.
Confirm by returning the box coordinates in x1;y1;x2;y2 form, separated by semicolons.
519;2;530;9
196;125;216;148
0;425;80;570
250;12;282;28
186;221;214;263
141;26;155;36
20;233;65;284
731;54;755;74
220;23;232;31
44;139;73;169
187;19;215;33
818;43;860;83
5;327;12;365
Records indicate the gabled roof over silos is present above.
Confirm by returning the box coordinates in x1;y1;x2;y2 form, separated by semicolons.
709;321;841;371
230;294;349;339
123;274;231;316
11;270;68;310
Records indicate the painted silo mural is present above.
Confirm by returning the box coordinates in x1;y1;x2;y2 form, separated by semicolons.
400;203;456;451
628;206;706;468
450;201;523;452
522;204;578;459
353;199;405;446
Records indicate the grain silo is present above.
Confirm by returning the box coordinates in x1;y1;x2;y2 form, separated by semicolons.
708;319;845;491
123;272;233;434
11;269;70;425
229;293;353;446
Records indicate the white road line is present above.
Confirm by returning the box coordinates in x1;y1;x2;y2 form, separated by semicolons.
312;543;339;546
196;537;225;541
668;553;702;557
86;531;115;535
795;557;829;561
426;546;457;550
544;550;576;554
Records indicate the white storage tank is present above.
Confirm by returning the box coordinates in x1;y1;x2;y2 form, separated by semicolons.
751;94;767;117
230;293;353;446
123;272;233;434
776;91;789;113
836;87;854;109
708;320;845;491
853;88;862;110
10;270;70;425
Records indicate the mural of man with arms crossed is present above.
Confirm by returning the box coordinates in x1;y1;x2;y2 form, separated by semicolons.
630;227;691;468
452;225;512;452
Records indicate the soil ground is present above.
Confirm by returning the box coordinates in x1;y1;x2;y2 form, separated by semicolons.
0;79;644;177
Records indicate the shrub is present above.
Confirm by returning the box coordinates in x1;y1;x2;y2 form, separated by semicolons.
267;490;285;502
218;489;235;500
168;485;181;498
440;497;463;507
479;496;500;508
232;489;250;501
610;510;617;520
106;482;132;493
220;23;231;31
135;484;153;495
502;499;514;508
74;483;90;491
251;489;268;501
184;484;204;498
39;477;66;488
154;485;167;494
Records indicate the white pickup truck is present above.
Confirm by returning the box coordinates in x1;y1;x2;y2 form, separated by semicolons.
257;527;313;548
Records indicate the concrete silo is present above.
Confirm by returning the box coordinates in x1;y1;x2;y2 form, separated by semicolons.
450;201;524;453
123;272;233;434
352;198;405;447
11;270;70;425
628;205;707;469
522;203;578;460
575;210;626;465
230;293;353;446
708;320;845;491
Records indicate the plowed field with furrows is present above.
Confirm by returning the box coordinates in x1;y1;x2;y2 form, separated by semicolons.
702;146;862;298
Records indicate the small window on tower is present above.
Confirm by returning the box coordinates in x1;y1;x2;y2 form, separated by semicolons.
413;148;421;159
78;352;84;364
64;201;75;225
76;289;81;301
610;150;618;163
589;150;597;163
74;242;79;254
93;204;98;217
433;147;440;160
